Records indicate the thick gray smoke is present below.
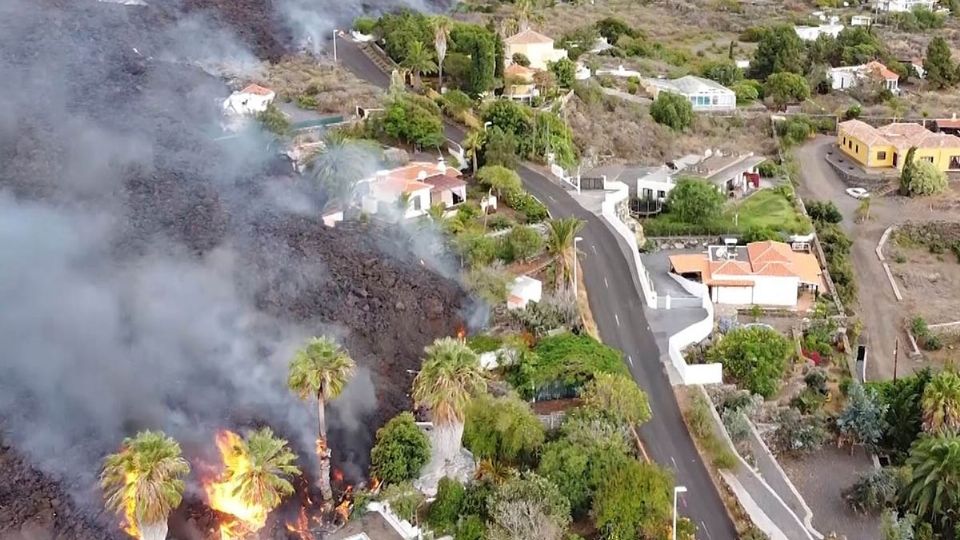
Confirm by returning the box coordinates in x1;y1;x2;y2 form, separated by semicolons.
278;0;457;53
0;0;393;512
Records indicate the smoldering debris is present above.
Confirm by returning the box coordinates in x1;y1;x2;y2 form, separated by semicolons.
0;0;464;537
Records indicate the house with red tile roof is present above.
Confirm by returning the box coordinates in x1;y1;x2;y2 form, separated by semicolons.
222;83;276;117
837;119;960;171
359;160;465;219
828;61;900;94
504;28;568;71
668;241;824;307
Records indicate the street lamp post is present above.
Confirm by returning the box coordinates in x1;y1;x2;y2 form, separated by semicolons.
333;28;338;63
572;236;583;297
673;486;688;540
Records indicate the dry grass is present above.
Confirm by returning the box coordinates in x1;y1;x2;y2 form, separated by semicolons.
263;56;383;115
567;92;777;166
574;258;601;341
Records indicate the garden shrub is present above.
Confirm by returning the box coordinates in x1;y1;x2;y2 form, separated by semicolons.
502;189;549;223
467;333;502;354
427;477;465;533
707;326;792;398
506;332;625;399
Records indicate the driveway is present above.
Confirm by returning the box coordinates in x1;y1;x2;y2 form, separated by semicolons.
335;35;738;540
794;136;960;381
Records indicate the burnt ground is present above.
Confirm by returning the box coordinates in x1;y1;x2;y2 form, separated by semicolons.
0;0;464;538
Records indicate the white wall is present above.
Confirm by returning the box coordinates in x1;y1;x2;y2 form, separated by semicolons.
829;69;859;90
667;273;723;385
404;189;431;219
600;181;657;307
689;90;736;111
752;276;799;306
714;286;753;304
637;178;675;200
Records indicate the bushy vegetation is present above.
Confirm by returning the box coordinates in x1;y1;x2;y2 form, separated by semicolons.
900;148;948;197
463;393;545;464
650;92;694;131
707;326;792;398
504;332;626;399
375;93;445;147
370;412;431;484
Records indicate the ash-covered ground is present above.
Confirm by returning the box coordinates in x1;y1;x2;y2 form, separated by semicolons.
0;0;461;538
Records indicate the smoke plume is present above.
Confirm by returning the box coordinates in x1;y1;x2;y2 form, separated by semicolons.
0;0;458;528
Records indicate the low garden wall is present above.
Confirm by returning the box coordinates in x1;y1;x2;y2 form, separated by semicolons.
667;274;723;385
599;181;657;308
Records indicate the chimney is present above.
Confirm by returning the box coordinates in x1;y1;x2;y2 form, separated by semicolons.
437;156;446;174
417;170;427;180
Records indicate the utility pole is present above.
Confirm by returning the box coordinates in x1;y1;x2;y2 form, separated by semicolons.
893;337;899;382
333;28;338;64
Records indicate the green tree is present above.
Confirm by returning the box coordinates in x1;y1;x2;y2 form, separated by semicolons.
512;52;531;66
100;431;190;540
924;36;958;89
868;369;932;459
751;25;806;79
221;428;300;514
379;481;424;522
463;127;487;174
375;10;433;64
900;435;960;534
507;224;544;262
706;326;791;398
451;25;497;96
382;94;445;148
401;40;438;88
484;128;520;169
476;165;522;196
764;72;810;109
880;510;917;540
593;460;673;540
549;57;577;88
580;373;651;448
665;177;726;225
837;383;889;451
700;60;743;86
412;337;487;467
427;477;466;533
487;472;571;540
310;133;380;205
921;370;960;435
370;412;431;484
650;92;694;131
901;154;948;197
482;99;533;140
731;79;762;104
288;336;356;501
432;17;451;90
545;218;585;291
595;17;637;43
463;393;545;463
257;103;290;136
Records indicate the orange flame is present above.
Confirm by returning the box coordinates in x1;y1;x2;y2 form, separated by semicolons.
119;471;140;538
456;324;466;340
285;506;316;540
335;498;351;523
202;430;269;540
332;469;344;484
369;477;382;495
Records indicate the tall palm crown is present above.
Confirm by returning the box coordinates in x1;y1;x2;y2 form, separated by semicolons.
412;337;486;425
545;217;585;289
901;435;960;532
463;128;487;174
922;370;960;434
288;336;355;411
100;430;190;530
229;428;301;512
432;17;451;88
401;41;438;85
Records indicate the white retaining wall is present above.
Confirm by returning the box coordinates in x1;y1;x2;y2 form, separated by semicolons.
600;181;657;307
668;273;723;385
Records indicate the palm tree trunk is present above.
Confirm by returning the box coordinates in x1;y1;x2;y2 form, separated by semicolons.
438;61;444;91
317;394;333;502
138;520;168;540
472;152;478;175
433;421;464;467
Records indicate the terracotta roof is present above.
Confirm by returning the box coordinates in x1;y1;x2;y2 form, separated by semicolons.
864;61;899;81
669;241;824;289
376;176;432;197
935;118;960;129
423;173;467;192
380;162;461;182
505;63;537;79
240;83;274;96
504;28;554;45
839;119;890;147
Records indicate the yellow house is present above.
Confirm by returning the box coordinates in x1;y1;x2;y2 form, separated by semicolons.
503;28;568;71
837;119;960;171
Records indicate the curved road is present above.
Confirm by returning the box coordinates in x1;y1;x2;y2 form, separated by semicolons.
335;36;737;540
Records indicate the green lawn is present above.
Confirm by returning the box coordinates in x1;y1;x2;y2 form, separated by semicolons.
727;188;812;235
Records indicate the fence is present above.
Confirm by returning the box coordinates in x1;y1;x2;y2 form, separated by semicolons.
579;176;605;190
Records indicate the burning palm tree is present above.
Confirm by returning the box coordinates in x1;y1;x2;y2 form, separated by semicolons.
288;336;356;502
100;430;190;540
412;337;486;468
204;428;300;539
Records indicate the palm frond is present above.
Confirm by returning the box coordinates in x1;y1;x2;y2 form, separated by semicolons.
412;337;486;426
288;336;356;402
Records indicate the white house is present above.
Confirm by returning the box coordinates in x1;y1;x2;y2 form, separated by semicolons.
669;241;824;308
503;28;568;71
641;75;736;111
829;61;899;93
359;161;461;219
850;14;873;26
507;276;543;310
874;0;936;11
688;151;765;197
329;501;421;540
222;84;275;116
794;19;844;41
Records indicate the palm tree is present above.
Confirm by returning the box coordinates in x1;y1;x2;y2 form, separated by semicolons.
288;336;356;502
512;0;542;32
545;217;585;291
432;17;451;90
227;428;301;513
463;128;486;175
412;337;486;467
100;431;190;540
401;41;438;89
310;132;378;206
922;370;960;434
427;202;447;223
900;434;960;533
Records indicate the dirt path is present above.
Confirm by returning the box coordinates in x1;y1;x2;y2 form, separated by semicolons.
794;136;960;381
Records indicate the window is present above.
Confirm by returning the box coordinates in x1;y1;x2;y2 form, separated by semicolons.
950;156;960;170
412;196;422;211
711;95;718;105
922;156;934;163
641;188;653;200
848;140;853;149
877;151;887;160
855;144;859;153
657;190;667;199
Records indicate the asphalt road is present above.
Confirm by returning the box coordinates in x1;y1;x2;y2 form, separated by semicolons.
335;36;737;540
